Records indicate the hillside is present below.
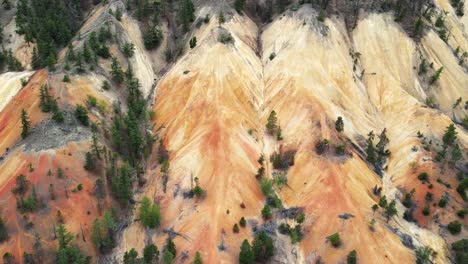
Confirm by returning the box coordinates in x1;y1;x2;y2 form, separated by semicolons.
0;0;467;263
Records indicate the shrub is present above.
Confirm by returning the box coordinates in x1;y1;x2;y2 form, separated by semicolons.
260;178;273;197
218;32;233;44
422;205;430;216
269;53;276;60
327;233;341;247
62;74;70;82
430;67;443;84
75;104;89;126
261;205;272;220
347;250;357;264
143;244;159;264
239;217;246;227
418;172;429;183
335;116;344;132
451;239;468;264
457;178;468;201
252;231;274;261
448;221;462;235
438;197;448;207
144;26;163;50
189;37;197;49
139;197;161;228
416;246;436;264
315;139;330;154
102;80;111;90
122;42;135;58
0;217;8;242
296;212;305;224
239;239;254;264
457;209;467;218
233;224;239;233
442;124;458;146
193;251;202;264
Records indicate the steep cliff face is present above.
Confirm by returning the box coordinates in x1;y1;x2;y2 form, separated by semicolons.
0;0;467;263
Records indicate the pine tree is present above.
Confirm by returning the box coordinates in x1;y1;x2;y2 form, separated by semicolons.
111;57;124;83
266;110;278;134
143;244;159;264
239;239;254;264
234;0;246;13
252;231;274;261
442;124;457;146
0;216;8;242
20;109;31;139
335;116;344;132
366;131;376;164
384;200;397;222
193;251;202;264
139;196;161;228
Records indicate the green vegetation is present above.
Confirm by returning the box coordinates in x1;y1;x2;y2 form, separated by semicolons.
430;67;444;84
12;174;29;195
235;0;246;13
193;251;202;264
335;116;344;132
143;26;163;50
347;250;357;264
233;223;239;233
451;239;467;264
443;124;458;146
448;220;462;235
122;42;135;58
415;246;436;264
422;205;430;216
180;0;195;31
438;197;448;207
144;244;159;264
261;204;272;220
450;0;465;16
252;231;274;262
20;109;31;139
240;217;247;227
457;178;468;201
384;200;398;222
75;104;89;126
266;110;278;135
63;74;70;83
189;37;197;49
418;172;429;183
218;32;233;44
139;197;161;228
327;233;341;248
56;224;87;263
91;211;116;253
239;239;254;264
0;216;8;242
110;162;134;207
16;0;86;69
260;178;273;197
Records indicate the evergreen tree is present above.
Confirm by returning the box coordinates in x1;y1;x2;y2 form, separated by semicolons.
252;231;274;261
239;239;254;264
442;124;457;146
111;162;134;206
0;216;8;242
56;224;85;264
335;116;344;132
189;37;197;49
347;250;357;264
143;26;163;50
366;131;376;164
75;104;89;126
91;211;116;253
193;251;202;264
235;0;246;13
162;250;174;264
180;0;195;31
384;200;398;222
115;7;122;21
143;244;159;264
166;239;176;257
2;0;11;10
20;109;31;139
111;57;124;83
266;110;278;134
139;196;161;228
123;248;138;264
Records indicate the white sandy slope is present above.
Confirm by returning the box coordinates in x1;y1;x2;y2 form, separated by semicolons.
0;71;35;113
